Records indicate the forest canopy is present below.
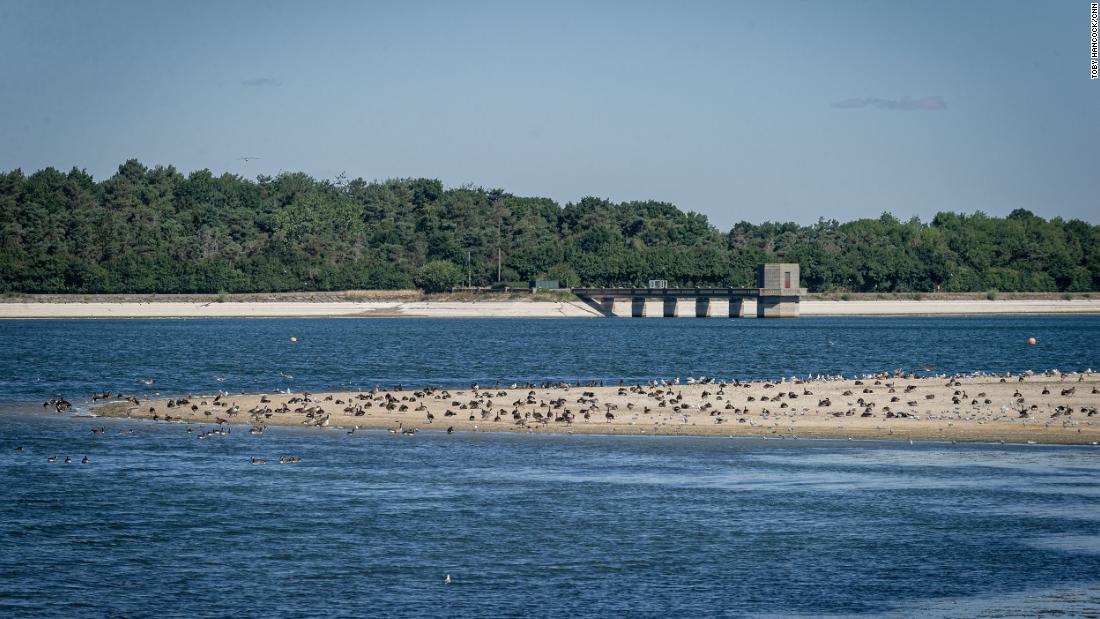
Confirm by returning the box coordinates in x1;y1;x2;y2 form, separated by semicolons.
1;161;1096;294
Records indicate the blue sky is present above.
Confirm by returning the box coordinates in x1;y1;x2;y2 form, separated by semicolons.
1;0;1096;227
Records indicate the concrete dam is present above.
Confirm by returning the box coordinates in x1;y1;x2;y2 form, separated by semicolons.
573;263;806;318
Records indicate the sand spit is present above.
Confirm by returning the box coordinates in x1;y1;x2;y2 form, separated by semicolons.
3;298;1100;319
94;373;1100;445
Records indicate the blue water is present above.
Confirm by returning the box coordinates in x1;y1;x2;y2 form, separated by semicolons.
1;413;1099;617
2;316;1099;617
1;316;1098;404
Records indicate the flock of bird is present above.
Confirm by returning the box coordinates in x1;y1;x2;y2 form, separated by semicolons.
82;368;1096;445
28;369;1095;466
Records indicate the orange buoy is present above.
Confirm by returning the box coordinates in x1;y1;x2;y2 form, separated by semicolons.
1027;337;1036;346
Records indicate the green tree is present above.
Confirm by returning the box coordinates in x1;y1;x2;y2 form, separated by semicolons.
0;160;1094;294
415;260;464;292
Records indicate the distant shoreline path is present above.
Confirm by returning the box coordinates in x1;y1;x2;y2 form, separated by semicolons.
1;298;1099;318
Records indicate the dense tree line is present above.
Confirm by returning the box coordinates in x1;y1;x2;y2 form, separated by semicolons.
0;160;1096;293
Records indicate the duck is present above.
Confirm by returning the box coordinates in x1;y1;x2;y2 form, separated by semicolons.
47;456;58;463
81;455;89;464
443;574;452;585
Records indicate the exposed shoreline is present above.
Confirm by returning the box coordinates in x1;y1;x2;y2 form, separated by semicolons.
2;298;1099;319
92;373;1100;445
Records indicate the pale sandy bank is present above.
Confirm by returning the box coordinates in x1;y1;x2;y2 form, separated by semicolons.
0;300;602;319
94;373;1100;445
2;298;1098;318
800;299;1100;316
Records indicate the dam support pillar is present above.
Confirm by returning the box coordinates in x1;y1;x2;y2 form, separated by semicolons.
756;296;801;318
729;298;746;318
695;297;711;318
644;298;663;318
611;298;633;317
674;297;694;318
663;297;678;317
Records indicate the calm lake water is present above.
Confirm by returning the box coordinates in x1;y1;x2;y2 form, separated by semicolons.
1;316;1098;404
2;316;1099;617
1;413;1099;617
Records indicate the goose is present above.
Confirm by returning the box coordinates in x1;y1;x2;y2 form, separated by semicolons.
251;456;268;465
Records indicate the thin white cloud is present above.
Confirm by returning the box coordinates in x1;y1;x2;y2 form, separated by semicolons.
831;96;947;111
241;77;281;88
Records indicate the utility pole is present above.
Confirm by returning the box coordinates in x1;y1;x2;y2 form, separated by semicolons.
496;216;502;283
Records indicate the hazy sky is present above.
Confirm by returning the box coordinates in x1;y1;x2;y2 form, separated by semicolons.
1;0;1096;227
